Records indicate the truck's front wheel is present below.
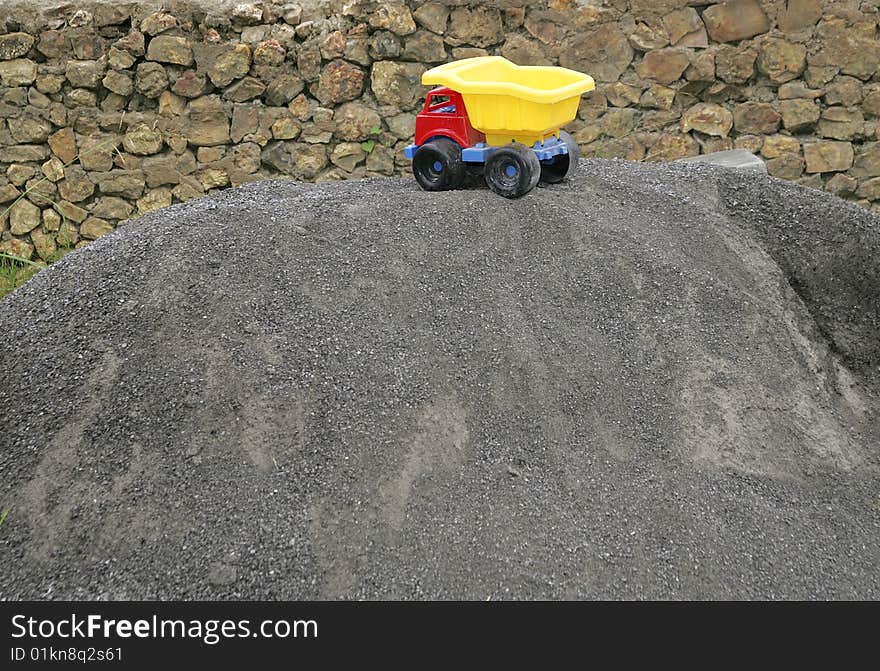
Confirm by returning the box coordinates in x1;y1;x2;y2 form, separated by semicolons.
485;143;540;198
413;139;466;191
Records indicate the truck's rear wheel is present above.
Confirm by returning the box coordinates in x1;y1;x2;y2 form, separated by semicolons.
540;130;579;184
413;138;466;191
484;143;540;198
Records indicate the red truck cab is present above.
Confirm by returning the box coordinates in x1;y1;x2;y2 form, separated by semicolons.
413;87;485;149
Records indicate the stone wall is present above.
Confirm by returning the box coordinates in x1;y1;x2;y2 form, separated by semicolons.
0;0;878;261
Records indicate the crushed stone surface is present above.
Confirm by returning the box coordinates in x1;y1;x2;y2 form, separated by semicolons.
0;159;878;599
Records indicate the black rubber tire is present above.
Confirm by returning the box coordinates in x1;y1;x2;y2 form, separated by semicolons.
540;130;580;184
484;143;541;198
412;138;466;191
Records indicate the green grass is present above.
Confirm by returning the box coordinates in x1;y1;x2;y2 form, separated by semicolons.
0;508;9;531
0;253;45;300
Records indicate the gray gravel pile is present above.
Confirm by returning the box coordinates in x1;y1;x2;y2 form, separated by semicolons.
1;159;878;599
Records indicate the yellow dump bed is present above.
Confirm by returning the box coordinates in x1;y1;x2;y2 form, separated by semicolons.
422;56;595;146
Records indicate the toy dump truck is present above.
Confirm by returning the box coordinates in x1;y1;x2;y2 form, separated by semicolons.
405;56;596;198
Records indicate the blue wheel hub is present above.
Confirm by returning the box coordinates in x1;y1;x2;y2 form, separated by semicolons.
433;160;443;172
505;164;518;178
